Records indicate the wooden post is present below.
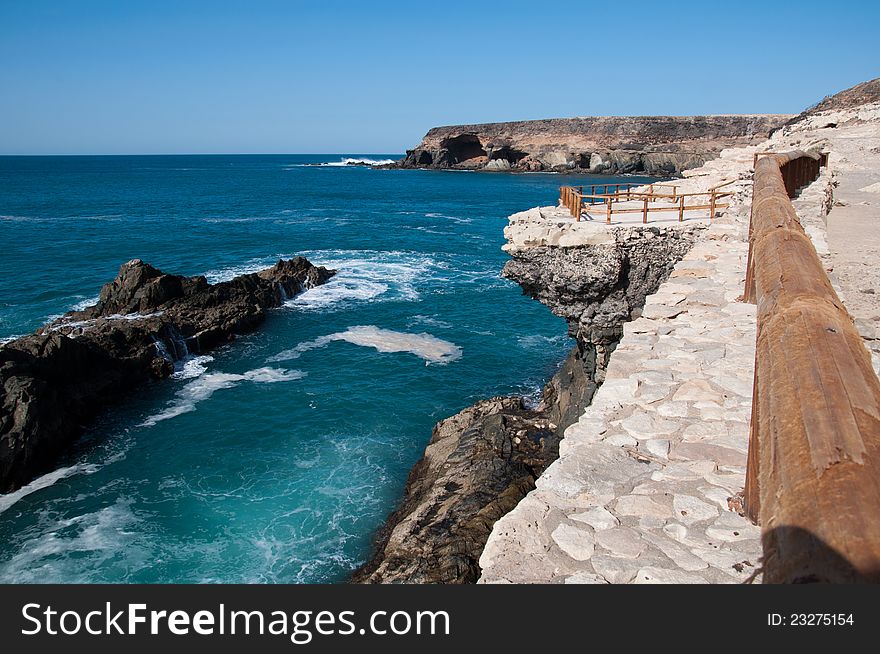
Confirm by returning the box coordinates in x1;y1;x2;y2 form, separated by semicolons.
642;197;648;223
606;197;612;224
709;191;716;219
678;195;684;222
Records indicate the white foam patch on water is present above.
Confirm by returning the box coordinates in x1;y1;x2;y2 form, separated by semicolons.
0;463;101;515
402;225;452;235
140;367;305;426
0;499;145;583
425;212;473;224
71;295;100;311
408;314;453;329
202;216;271;224
203;259;272;284
48;311;165;333
285;250;437;310
284;157;396;168
268;325;462;365
517;333;570;350
172;355;214;380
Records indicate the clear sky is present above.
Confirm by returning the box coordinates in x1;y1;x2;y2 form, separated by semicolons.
1;0;878;155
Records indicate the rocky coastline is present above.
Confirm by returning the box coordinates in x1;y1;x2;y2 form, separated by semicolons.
353;222;703;583
394;115;791;175
0;256;334;493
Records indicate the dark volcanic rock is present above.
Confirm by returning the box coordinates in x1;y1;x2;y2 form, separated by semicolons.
353;226;703;583
0;257;334;493
351;397;562;584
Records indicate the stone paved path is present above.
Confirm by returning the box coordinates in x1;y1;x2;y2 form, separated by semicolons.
479;180;764;583
479;105;879;584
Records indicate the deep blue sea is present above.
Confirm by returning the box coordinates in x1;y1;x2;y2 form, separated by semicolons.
0;155;653;583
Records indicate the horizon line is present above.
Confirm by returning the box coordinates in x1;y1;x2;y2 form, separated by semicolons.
0;152;406;157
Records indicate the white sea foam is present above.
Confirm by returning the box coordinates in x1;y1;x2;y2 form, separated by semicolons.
71;295;100;311
0;214;40;222
268;325;462;365
202;216;270;224
408;314;453;329
0;499;143;583
402;225;451;235
0;462;100;515
517;333;569;350
140;367;305;427
203;259;271;284
425;212;473;224
285;157;396;168
172;354;214;380
285;250;436;310
48;311;164;333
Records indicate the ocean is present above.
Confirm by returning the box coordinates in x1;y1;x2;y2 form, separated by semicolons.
0;155;654;583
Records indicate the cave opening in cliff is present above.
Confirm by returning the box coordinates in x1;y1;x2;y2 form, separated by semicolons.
441;134;487;164
489;146;528;165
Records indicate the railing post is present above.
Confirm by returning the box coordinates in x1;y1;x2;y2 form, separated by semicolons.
678;195;684;222
606;197;612;224
709;191;716;219
642;197;648;223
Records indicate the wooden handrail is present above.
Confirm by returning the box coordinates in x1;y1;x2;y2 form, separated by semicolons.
558;184;731;223
743;151;880;583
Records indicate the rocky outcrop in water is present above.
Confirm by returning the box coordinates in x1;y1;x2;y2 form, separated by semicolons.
0;257;334;493
353;222;702;583
397;115;792;175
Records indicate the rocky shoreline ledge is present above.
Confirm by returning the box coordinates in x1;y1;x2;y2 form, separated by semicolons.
0;256;334;493
354;222;703;583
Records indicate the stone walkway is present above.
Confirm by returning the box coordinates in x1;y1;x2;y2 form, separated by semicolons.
479;103;880;584
479;180;764;583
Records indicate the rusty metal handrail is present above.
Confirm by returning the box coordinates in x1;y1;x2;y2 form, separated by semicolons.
742;151;880;583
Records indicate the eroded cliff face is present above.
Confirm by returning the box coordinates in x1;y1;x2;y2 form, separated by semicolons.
353;222;703;583
0;257;334;493
398;115;792;174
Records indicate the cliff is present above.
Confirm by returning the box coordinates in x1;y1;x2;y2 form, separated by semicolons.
0;257;334;493
783;77;880;129
353;220;703;583
398;114;792;175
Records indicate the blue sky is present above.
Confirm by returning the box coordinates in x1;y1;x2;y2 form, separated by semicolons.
1;0;878;154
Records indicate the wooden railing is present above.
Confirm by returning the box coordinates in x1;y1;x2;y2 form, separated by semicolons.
742;150;880;583
559;180;734;224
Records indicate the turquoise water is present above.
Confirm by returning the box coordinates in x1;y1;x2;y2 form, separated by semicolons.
0;155;653;583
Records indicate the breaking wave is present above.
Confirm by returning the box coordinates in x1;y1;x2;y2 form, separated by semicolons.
285;250;437;310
